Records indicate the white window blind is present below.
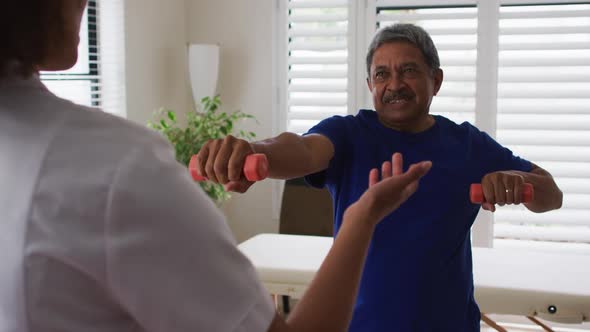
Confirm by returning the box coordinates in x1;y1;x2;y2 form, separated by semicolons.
494;3;590;253
40;0;126;117
376;5;479;125
97;0;126;117
286;0;349;134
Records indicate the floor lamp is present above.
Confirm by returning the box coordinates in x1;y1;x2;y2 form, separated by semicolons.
188;44;219;108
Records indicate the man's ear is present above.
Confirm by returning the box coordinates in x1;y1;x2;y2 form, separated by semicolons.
366;77;372;91
432;68;443;96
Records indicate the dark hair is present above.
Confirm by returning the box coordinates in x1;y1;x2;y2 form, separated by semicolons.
366;23;440;78
0;1;63;77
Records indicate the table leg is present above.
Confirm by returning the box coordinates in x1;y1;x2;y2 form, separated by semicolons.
481;313;508;332
271;294;286;316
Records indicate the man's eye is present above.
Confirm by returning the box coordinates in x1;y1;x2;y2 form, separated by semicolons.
403;67;416;73
375;71;385;78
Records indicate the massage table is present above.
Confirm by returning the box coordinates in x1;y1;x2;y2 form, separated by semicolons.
239;233;590;332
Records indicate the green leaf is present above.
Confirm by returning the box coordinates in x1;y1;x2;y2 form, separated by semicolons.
167;111;176;121
147;96;258;204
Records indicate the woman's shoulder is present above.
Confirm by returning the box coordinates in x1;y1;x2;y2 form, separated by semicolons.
38;96;176;190
58;100;171;160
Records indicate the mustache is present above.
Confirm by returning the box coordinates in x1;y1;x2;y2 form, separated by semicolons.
382;90;414;104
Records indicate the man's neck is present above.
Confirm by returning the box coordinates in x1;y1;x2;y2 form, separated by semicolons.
378;114;435;133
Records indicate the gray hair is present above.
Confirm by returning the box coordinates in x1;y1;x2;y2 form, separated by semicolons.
366;23;440;77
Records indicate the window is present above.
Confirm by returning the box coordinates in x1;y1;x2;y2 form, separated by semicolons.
278;0;590;253
494;2;590;253
40;0;126;116
372;0;590;253
284;0;349;134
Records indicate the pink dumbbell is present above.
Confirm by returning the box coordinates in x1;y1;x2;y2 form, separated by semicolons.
189;153;269;182
470;183;534;204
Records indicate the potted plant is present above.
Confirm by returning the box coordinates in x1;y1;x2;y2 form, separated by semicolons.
148;95;256;204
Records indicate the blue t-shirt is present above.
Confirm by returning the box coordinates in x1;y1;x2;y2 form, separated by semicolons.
305;109;532;332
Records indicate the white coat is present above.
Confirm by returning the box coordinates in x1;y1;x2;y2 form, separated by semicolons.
0;72;274;332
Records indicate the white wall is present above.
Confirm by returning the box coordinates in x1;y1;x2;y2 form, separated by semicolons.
123;0;278;242
186;0;278;242
124;0;190;126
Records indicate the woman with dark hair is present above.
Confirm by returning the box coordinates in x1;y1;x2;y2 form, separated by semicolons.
0;1;86;76
0;1;431;331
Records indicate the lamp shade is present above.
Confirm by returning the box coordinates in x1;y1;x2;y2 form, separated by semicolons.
188;44;219;107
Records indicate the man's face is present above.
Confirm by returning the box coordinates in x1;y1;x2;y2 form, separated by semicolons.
367;41;443;132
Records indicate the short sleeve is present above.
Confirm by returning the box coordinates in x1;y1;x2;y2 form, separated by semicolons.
104;140;275;332
470;125;533;176
304;115;352;188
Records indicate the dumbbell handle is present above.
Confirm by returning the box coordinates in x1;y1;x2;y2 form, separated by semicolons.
189;153;269;182
470;183;534;204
